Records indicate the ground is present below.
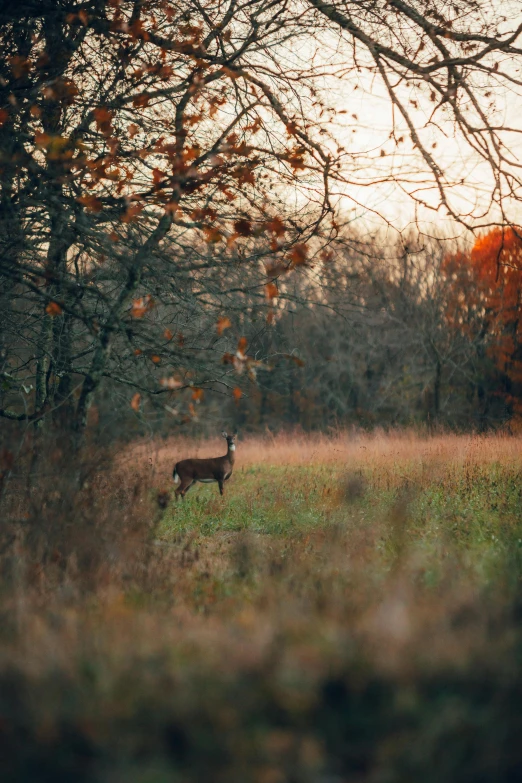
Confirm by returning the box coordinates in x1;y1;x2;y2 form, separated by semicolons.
2;432;522;782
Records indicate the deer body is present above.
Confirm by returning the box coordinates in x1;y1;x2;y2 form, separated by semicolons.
173;432;237;499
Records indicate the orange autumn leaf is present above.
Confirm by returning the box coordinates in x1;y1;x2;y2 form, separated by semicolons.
93;107;113;135
132;92;151;108
237;337;248;358
203;226;222;244
45;301;62;317
77;194;103;213
234;166;255;186
34;131;51;148
130;393;141;411
265;282;278;300
217;316;232;335
130;295;154;318
152;167;164;186
120;203;143;223
191;388;204;402
232;387;243;401
222;66;242;80
289;243;308;267
287;150;306;171
266;217;285;236
129;18;150;40
9;56;31;79
164;328;173;340
151;355;161;364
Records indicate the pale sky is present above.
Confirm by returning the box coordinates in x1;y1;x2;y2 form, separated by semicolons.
282;3;522;238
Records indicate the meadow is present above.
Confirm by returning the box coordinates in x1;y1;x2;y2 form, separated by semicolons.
2;432;522;782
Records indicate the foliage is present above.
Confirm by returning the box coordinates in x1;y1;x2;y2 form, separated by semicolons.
0;0;334;439
443;227;522;418
2;1;522;442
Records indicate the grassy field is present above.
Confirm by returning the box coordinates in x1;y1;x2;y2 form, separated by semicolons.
2;432;522;782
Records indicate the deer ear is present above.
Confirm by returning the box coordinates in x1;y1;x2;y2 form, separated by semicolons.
221;431;228;439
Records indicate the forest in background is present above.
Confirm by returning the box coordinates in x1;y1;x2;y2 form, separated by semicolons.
49;225;522;440
5;224;522;442
3;0;522;456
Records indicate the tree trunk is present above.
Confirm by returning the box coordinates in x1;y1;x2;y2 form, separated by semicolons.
73;213;174;446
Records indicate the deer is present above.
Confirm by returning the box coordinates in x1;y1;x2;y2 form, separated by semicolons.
173;431;237;499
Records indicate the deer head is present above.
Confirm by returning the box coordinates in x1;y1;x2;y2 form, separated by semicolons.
222;431;238;451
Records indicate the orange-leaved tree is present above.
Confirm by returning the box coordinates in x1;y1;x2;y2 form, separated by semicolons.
443;227;522;419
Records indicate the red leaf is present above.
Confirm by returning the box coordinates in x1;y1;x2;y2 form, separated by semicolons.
289;243;308;267
130;393;141;412
233;387;243;402
132;93;151;108
93;107;113;136
130;295;154;318
266;217;285;236
129;18;150;40
45;301;62;317
265;282;278;300
237;337;248;358
77;194;103;213
152;167;164;186
9;56;31;79
203;227;222;244
217;316;232;336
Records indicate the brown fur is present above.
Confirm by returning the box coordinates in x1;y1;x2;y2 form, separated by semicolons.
173;432;237;499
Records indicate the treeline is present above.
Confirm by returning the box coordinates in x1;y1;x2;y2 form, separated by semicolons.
241;230;521;433
87;229;521;438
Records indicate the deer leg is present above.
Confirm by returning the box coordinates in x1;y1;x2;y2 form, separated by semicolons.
218;479;224;497
175;479;193;500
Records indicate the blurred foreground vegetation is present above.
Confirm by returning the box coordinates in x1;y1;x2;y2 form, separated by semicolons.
2;433;522;782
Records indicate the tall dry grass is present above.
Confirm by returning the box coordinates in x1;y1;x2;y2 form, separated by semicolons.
1;431;522;782
124;428;522;477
